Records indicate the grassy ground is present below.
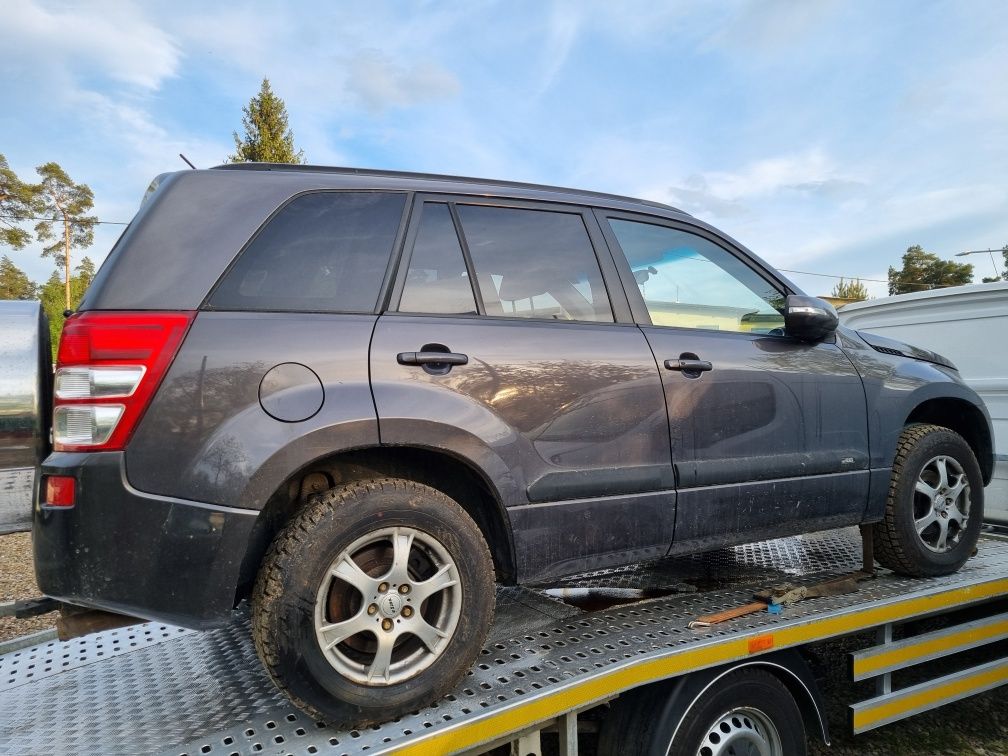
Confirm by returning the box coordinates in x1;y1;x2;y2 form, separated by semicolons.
809;687;1008;755
2;531;1006;753
807;633;1008;755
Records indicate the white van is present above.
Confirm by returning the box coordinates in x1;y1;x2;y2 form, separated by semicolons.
841;282;1008;524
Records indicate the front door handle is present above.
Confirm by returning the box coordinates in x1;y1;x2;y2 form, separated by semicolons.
397;351;469;367
664;358;713;373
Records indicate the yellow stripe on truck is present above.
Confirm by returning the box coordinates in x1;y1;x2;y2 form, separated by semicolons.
852;661;1008;732
392;577;1008;756
853;615;1008;679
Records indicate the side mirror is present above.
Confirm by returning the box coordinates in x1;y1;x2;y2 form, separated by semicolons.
784;295;839;341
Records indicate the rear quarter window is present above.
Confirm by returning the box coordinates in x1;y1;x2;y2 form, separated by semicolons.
207;191;406;313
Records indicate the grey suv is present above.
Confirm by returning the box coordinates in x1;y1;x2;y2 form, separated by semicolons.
33;164;993;726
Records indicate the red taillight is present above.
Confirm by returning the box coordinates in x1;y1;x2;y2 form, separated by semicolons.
53;311;195;452
44;475;76;507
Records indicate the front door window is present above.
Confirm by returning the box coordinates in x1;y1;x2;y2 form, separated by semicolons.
607;219;785;334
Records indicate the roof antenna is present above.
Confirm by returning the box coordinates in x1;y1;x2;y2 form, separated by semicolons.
179;153;197;169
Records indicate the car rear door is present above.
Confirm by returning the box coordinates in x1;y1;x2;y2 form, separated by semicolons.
370;196;672;583
596;211;870;551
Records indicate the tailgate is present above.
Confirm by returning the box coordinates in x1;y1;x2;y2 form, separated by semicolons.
0;300;51;534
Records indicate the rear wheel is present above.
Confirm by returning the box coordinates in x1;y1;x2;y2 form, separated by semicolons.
874;424;983;577
252;478;495;727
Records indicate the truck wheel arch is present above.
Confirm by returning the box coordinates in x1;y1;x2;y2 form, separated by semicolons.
597;650;829;754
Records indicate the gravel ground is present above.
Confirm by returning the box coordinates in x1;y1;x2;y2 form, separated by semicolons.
0;531;56;642
1;531;1006;753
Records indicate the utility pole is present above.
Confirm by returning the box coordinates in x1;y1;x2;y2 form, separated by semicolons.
955;249;1002;279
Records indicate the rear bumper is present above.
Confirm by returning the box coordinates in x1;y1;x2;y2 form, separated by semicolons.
33;452;258;630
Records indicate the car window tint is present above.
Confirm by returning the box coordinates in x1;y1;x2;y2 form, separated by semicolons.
208;192;405;313
608;219;785;334
399;203;478;315
456;205;613;323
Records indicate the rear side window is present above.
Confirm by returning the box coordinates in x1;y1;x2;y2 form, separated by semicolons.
456;205;613;322
208;192;405;313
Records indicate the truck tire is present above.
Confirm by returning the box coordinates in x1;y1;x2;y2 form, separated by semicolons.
874;424;983;577
251;478;495;727
598;668;807;756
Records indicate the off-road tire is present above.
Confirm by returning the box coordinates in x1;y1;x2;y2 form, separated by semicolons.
251;478;495;728
873;423;983;577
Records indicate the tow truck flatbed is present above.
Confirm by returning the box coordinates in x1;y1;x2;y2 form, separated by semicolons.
3;529;1007;755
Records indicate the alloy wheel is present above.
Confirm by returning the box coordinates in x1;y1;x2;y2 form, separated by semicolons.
913;455;971;553
313;526;462;685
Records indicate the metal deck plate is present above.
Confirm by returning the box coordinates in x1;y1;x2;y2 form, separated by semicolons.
2;530;1006;755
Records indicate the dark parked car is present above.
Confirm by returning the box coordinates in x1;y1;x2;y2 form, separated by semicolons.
32;165;993;726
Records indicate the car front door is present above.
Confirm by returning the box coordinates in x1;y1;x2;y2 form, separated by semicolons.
370;197;672;582
597;211;870;551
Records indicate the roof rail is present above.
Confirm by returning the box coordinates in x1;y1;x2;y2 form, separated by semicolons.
212;162;684;214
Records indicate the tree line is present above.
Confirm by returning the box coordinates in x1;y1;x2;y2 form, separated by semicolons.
1;154;99;352
832;244;1006;303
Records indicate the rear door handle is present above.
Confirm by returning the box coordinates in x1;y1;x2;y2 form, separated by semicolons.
397;351;469;366
664;358;713;372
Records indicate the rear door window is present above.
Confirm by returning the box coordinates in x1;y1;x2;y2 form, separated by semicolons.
455;204;614;322
208;191;406;313
399;203;478;315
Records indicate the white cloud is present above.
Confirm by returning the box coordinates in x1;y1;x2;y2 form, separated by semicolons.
3;0;1005;301
0;0;180;90
536;4;582;95
662;175;748;218
68;90;230;181
651;149;865;218
345;51;460;112
695;150;858;200
795;184;1007;262
704;0;843;57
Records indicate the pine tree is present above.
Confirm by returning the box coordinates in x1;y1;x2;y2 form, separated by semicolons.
887;245;973;295
830;277;869;301
0;255;37;299
229;78;305;164
33;162;97;310
0;153;38;250
39;256;95;359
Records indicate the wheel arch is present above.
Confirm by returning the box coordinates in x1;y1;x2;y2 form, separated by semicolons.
662;652;830;750
906;397;993;484
235;444;517;600
598;650;829;754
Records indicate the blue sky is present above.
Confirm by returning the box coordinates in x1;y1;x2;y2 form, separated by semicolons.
2;0;1006;296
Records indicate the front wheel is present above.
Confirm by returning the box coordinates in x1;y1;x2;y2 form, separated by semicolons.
874;424;983;577
598;668;808;756
252;478;495;727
